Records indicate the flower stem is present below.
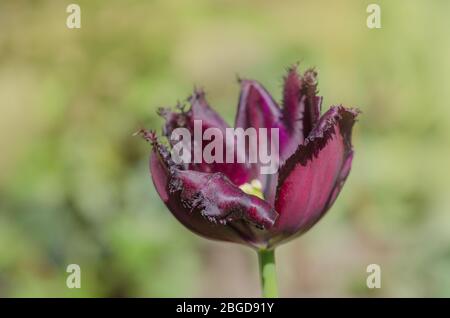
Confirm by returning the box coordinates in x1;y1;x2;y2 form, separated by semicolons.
257;249;278;298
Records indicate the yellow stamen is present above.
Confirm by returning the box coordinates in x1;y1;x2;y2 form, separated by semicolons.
240;179;264;199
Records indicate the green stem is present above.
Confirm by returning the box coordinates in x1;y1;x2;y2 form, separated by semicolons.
257;249;278;298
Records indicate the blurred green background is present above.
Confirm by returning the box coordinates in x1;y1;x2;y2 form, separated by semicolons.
1;0;450;297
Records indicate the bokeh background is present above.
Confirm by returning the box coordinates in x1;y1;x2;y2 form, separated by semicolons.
1;0;450;297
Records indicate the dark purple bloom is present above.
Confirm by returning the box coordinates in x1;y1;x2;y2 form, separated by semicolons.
141;66;359;249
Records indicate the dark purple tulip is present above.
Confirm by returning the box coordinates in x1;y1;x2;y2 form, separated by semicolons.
141;66;359;249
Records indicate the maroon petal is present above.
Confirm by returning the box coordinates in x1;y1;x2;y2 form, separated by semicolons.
233;69;324;202
170;170;277;229
282;66;322;146
235;79;285;131
159;89;251;186
298;68;322;138
160;88;229;138
271;106;359;246
234;79;288;200
234;80;289;154
143;130;278;246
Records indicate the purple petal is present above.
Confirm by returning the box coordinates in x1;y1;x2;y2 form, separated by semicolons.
233;69;324;202
298;68;322;138
235;80;285;131
144;131;278;246
160;88;229;137
159;89;251;186
282;66;322;145
234;80;288;200
170;170;277;229
271;106;359;246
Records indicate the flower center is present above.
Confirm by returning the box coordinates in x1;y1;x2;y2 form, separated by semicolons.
239;179;264;199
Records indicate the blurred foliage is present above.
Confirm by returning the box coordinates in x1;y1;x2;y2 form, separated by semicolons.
1;0;450;297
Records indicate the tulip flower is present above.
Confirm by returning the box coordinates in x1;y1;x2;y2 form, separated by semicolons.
139;65;359;297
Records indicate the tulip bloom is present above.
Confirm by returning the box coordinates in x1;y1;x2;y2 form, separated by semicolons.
140;66;359;297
